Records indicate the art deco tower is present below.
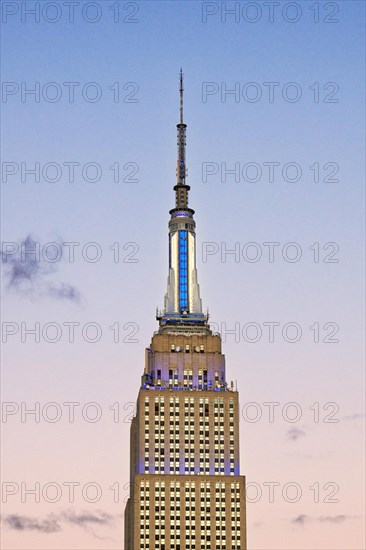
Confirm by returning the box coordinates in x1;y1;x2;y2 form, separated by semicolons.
124;71;247;550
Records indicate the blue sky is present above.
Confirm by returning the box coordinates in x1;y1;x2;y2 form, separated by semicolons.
1;1;365;548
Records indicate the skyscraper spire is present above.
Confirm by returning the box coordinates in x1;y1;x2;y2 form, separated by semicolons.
175;69;188;202
157;71;206;329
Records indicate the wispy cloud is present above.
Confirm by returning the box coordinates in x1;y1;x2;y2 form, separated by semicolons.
252;521;264;528
2;235;42;288
286;427;306;441
61;510;115;541
342;413;365;422
61;509;113;527
1;235;82;304
287;450;335;460
3;514;61;533
318;515;348;524
47;283;81;302
292;514;357;527
2;510;115;539
292;514;308;526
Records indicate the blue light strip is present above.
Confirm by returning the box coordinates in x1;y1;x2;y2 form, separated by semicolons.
171;211;191;218
178;230;188;311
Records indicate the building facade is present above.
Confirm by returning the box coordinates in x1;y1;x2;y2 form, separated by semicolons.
124;72;247;550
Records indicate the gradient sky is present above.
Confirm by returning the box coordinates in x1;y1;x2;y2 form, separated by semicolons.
1;1;365;549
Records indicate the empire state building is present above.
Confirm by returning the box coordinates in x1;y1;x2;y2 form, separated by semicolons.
124;71;247;550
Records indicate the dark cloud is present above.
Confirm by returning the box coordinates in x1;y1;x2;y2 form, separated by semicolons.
3;514;61;533
1;235;82;303
286;427;306;441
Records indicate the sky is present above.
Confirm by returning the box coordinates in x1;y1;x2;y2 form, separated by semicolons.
1;1;365;549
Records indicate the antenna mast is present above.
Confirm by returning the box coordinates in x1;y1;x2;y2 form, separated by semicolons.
180;67;184;124
175;69;188;207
